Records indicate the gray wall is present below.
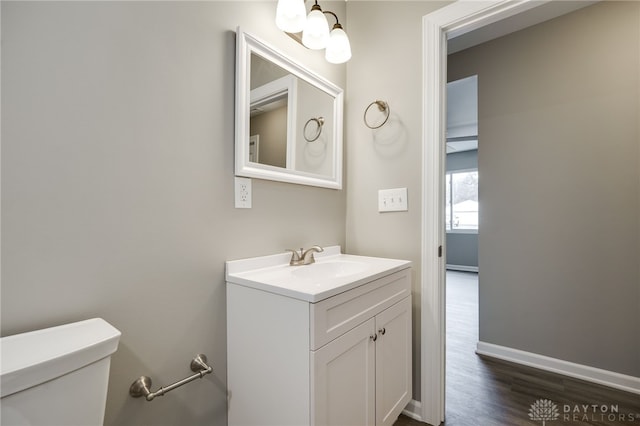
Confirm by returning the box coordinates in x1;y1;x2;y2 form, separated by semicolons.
446;149;477;171
448;1;640;376
344;1;451;401
446;150;478;269
445;233;478;269
1;2;346;425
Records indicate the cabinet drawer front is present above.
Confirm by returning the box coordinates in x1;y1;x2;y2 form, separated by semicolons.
310;269;411;350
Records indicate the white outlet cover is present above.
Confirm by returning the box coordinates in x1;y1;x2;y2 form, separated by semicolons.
235;177;252;209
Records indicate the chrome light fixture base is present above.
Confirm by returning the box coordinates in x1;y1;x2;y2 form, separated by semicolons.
275;0;351;64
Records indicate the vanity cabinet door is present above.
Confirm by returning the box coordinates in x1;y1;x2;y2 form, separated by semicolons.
311;318;376;426
375;297;413;426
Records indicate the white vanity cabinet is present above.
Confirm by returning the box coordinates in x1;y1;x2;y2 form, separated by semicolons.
312;295;412;426
226;254;412;426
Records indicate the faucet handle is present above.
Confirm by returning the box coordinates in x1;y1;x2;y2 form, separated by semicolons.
286;248;303;265
301;245;324;265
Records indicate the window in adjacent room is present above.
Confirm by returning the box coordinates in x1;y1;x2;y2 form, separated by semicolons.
445;169;478;232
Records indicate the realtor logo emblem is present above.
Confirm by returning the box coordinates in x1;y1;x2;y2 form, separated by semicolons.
529;399;560;425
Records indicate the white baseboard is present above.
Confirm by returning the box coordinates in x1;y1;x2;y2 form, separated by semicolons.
446;264;478;272
476;341;640;395
402;399;423;422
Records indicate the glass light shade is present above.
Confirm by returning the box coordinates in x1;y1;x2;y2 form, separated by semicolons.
275;0;307;33
325;26;352;64
302;8;330;50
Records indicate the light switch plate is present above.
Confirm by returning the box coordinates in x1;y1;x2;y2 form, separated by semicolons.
235;177;252;209
378;188;408;212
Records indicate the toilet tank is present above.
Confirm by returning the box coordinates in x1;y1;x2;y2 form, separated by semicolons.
1;318;121;426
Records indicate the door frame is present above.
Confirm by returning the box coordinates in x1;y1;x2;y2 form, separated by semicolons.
420;1;558;424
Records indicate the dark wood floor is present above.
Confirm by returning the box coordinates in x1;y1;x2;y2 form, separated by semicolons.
394;271;640;426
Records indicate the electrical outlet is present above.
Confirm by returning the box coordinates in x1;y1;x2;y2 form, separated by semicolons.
378;187;408;212
235;177;252;209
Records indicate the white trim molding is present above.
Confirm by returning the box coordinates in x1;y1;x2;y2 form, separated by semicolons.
446;264;478;273
402;399;423;422
477;342;640;395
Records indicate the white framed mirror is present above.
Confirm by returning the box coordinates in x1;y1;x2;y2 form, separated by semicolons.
235;28;344;189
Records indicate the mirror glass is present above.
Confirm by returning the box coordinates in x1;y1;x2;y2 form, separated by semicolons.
236;29;343;189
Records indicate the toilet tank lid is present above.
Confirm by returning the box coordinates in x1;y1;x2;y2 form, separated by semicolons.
0;318;121;398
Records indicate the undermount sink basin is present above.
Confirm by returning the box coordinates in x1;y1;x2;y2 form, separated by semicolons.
291;260;369;280
226;246;411;302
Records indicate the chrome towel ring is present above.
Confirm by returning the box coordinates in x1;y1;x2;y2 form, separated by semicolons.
304;117;324;142
364;100;390;129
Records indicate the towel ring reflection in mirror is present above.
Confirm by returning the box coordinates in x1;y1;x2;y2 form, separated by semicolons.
364;100;390;129
304;117;325;142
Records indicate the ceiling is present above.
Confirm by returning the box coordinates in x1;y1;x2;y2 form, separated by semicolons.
446;75;477;154
448;0;598;54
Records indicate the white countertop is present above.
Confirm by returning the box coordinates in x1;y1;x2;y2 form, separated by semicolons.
225;246;411;303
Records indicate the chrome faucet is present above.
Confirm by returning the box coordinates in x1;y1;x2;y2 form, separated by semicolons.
287;245;324;266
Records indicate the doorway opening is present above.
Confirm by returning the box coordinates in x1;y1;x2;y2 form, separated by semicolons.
445;75;479;272
420;2;598;424
444;74;479;423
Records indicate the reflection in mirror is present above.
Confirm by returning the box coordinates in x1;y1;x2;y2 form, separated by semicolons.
235;28;343;189
296;80;334;176
250;98;287;167
250;55;296;168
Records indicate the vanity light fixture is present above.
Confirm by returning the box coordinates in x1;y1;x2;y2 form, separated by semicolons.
275;0;307;33
275;0;352;64
324;11;351;64
302;2;330;50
